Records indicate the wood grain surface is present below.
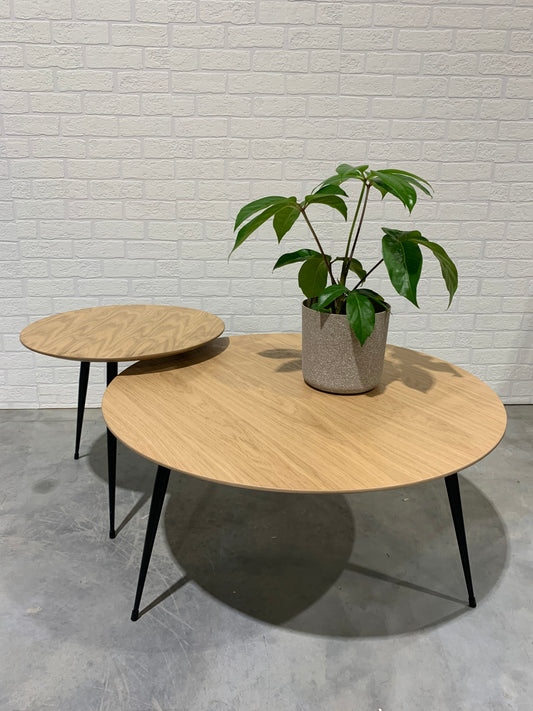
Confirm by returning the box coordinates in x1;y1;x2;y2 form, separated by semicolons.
20;305;225;362
102;333;507;493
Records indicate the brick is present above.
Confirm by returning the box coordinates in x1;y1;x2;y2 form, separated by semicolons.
0;92;28;113
31;93;82;113
90;180;143;200
118;71;169;93
136;0;168;23
479;54;532;76
396;76;448;97
433;7;483;28
423;53;478;76
53;21;108;44
33;179;87;199
0;20;51;42
342;5;378;30
338;75;388;96
366;53;420;75
175;117;228;137
480;99;528;120
119;117;172;136
85;47;142;69
199;50;250;71
289;27;340;49
68;200;122;219
144;138;193;158
200;1;256;24
84;94;140;115
145;48;197;71
121;160;174;179
112;23;168;46
87;139;141;158
197;96;251;117
1;68;54;91
343;29;393;51
374;4;430;27
449;77;502;98
253;50;308;73
168;0;196;22
259;1;315;25
398;29;453;51
485;7;533;29
510;31;533;53
229;73;284;95
173;72;225;94
75;0;131;21
0;46;24;66
173;25;225;48
455;30;507;52
15;0;71;19
57;70;113;92
228;26;283;48
506;78;533;99
62;116;118;136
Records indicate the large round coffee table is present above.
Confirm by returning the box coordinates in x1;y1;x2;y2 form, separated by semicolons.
102;333;507;621
20;304;224;537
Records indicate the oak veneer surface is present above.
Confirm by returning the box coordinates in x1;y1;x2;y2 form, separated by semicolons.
20;305;225;362
102;333;507;494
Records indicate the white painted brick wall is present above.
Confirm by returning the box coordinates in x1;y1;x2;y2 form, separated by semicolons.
1;0;532;408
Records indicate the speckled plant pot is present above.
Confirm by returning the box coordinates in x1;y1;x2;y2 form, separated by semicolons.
302;301;390;394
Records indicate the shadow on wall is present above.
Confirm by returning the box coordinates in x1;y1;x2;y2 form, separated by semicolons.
89;436;507;638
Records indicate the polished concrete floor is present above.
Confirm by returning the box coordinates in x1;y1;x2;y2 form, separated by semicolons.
0;405;531;710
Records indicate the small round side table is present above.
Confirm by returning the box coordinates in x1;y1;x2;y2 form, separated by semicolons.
20;304;225;538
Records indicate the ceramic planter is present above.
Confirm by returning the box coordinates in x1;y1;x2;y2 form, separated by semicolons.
301;301;390;394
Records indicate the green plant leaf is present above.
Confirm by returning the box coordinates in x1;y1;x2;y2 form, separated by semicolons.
313;184;348;197
319;163;368;189
315;284;348;310
298;257;329;298
381;228;457;307
273;249;322;270
369;172;417;212
404;236;457;307
382;231;423;306
231;199;293;254
378;169;432;197
356;288;390;310
234;196;288;230
273;205;300;242
346;291;376;346
347;258;367;282
304;194;348;220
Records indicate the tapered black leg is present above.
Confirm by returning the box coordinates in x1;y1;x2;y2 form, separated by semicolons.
106;362;118;539
445;473;476;608
131;466;171;621
74;361;90;459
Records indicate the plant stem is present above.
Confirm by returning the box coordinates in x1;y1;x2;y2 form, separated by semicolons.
300;206;337;285
355;258;383;289
340;181;366;285
347;183;371;266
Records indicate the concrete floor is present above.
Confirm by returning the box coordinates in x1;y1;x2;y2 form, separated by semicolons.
0;405;531;710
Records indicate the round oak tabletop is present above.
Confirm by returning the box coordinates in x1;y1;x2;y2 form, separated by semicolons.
20;304;225;363
102;333;507;494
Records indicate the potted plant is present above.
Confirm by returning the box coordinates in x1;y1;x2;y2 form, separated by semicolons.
230;163;458;394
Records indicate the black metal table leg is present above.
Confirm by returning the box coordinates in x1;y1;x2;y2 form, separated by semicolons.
74;361;90;459
131;465;171;621
106;362;118;539
445;473;477;608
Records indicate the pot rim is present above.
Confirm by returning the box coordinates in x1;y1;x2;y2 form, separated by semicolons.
302;298;391;316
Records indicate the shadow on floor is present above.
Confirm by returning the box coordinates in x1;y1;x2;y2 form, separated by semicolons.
88;434;508;638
